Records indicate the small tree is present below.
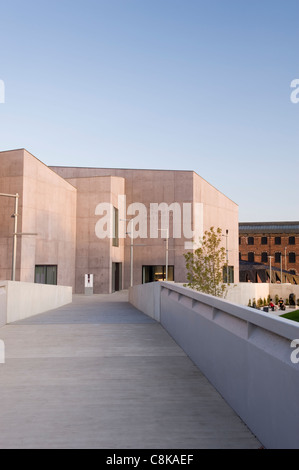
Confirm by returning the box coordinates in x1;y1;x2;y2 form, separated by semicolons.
184;226;228;297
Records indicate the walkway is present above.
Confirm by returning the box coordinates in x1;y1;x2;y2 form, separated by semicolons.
0;291;261;449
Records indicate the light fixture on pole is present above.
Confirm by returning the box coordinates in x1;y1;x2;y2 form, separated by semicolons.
121;218;134;288
222;229;229;283
0;192;19;281
0;192;38;282
158;228;169;281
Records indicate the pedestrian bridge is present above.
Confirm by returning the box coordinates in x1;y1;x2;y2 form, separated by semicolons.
0;289;262;449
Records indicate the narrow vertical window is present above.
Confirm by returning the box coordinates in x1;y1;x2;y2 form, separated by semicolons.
112;207;119;247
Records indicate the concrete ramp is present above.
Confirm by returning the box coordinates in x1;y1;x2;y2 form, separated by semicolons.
0;291;260;449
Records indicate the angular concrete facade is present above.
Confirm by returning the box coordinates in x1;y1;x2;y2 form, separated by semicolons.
0;149;239;293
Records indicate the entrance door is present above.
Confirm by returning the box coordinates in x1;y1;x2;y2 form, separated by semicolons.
112;263;122;292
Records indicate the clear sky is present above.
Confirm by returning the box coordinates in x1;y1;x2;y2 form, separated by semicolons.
0;0;298;222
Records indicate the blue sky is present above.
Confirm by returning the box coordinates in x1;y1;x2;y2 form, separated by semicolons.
0;0;298;222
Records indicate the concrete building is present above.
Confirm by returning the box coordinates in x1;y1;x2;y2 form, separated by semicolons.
0;149;239;293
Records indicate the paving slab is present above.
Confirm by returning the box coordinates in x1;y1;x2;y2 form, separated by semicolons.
0;291;261;449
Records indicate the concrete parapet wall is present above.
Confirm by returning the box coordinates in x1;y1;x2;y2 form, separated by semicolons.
224;282;299;306
0;281;72;326
129;281;299;449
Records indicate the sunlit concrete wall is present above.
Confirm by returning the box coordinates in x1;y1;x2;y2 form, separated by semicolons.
0;149;77;289
67;176;125;294
0;281;72;326
129;281;299;449
51;166;239;288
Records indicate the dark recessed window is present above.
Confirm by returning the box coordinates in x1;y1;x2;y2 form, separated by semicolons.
289;236;295;245
248;252;255;262
112;207;119;247
275;237;281;245
289;252;296;264
248;237;254;245
275;252;281;263
223;266;234;283
261;252;268;263
35;265;57;285
142;265;174;283
261;237;268;245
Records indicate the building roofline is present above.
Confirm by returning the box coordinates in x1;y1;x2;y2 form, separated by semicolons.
50;165;238;206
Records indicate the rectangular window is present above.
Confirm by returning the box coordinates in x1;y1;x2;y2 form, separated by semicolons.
248;252;255;262
35;265;57;285
248;237;254;245
275;237;281;245
261;237;268;245
142;265;174;283
112;207;119;247
289;236;295;245
275;252;281;263
223;266;234;283
261;252;268;263
289;252;296;264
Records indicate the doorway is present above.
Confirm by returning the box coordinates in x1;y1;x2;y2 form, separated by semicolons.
112;263;122;292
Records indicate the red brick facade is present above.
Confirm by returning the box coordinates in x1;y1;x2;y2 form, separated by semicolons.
239;222;299;277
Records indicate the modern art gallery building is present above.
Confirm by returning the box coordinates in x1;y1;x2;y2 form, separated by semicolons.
0;149;239;294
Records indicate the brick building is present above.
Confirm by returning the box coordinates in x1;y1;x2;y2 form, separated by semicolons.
239;222;299;283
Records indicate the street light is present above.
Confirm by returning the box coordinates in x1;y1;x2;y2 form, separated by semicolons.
222;229;229;283
121;218;134;288
0;192;19;281
158;228;169;281
0;192;37;282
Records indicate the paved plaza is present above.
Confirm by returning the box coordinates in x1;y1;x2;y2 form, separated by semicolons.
0;291;261;449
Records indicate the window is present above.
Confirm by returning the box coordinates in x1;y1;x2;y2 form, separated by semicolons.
142;265;174;283
223;266;234;283
35;265;57;285
289;236;295;245
261;237;268;245
112;207;119;247
248;237;254;245
261;252;268;263
248;252;255;262
289;252;296;264
275;237;281;245
275;252;281;263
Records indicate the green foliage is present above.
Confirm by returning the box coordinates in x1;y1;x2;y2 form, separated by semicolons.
183;227;228;298
257;298;263;308
280;310;299;322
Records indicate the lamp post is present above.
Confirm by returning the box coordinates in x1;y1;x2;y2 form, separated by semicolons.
158;228;169;281
222;229;229;283
121;218;134;288
0;193;19;281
